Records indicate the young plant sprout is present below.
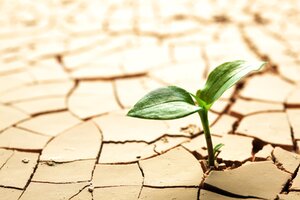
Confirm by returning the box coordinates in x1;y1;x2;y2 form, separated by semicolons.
127;60;266;168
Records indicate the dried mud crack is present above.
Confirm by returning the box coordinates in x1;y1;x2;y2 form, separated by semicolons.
0;0;300;199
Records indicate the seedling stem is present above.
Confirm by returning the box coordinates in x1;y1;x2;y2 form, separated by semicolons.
198;109;214;168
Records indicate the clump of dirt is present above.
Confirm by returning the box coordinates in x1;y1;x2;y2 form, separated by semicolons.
180;124;201;136
22;158;30;164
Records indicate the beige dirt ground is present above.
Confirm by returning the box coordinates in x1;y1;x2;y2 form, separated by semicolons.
1;0;300;199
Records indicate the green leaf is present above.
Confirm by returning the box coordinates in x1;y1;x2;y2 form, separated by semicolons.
198;60;266;108
127;86;201;120
213;143;224;155
213;143;224;159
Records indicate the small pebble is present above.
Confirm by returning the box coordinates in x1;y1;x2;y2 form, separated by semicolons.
88;185;94;193
22;158;30;164
181;124;200;135
218;163;227;170
46;160;55;166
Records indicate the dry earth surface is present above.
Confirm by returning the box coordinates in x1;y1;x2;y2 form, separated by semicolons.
1;0;300;199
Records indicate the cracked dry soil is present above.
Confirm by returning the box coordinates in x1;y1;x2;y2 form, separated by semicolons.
1;0;300;200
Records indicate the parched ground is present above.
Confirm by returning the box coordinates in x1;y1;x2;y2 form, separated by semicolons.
1;0;300;199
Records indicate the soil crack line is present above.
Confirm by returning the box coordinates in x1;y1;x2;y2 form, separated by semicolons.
137;161;145;198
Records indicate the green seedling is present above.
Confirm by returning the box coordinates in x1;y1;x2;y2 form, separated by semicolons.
127;60;266;168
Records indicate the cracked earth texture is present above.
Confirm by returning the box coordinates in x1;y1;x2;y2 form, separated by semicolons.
0;0;300;200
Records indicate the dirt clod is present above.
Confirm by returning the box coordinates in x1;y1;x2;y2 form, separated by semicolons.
22;158;30;164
